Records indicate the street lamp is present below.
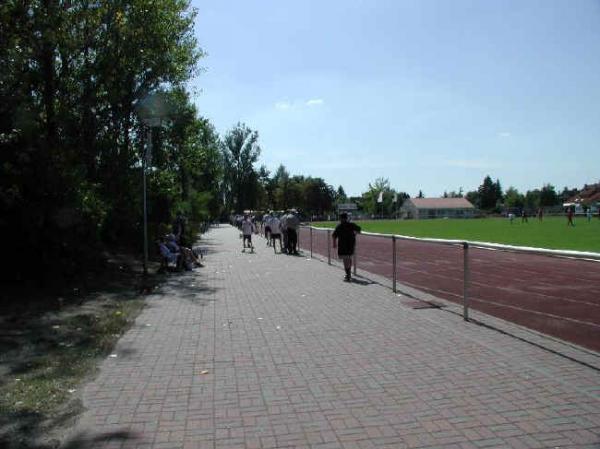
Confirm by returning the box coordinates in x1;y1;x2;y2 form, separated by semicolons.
134;92;170;275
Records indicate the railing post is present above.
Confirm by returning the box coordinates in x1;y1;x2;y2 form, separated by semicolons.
327;229;331;265
310;227;313;258
463;242;470;321
392;236;397;293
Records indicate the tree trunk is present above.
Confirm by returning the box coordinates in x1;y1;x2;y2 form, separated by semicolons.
41;0;58;152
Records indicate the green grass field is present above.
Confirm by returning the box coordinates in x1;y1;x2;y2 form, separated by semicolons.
313;216;600;253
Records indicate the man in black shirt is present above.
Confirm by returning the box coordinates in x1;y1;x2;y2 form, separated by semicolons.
332;213;361;282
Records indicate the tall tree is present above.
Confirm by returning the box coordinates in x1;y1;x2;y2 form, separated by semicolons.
494;179;503;204
361;178;400;216
221;123;261;212
465;190;480;208
539;184;559;207
336;185;348;203
477;176;502;210
303;178;335;215
447;188;464;198
504;187;525;209
559;186;579;203
272;164;291;210
525;189;541;209
0;0;214;278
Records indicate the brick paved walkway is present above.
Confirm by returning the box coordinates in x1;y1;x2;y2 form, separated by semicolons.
66;225;600;449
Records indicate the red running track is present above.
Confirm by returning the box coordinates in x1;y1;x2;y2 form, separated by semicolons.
299;227;600;352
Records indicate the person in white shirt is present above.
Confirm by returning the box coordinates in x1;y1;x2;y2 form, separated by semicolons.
241;215;256;252
280;212;289;253
263;213;272;246
269;214;282;253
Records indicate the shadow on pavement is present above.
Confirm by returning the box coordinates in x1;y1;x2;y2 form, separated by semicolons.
62;430;139;449
1;412;139;449
350;277;375;286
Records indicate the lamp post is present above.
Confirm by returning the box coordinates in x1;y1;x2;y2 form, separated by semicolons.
135;93;169;276
139;123;158;276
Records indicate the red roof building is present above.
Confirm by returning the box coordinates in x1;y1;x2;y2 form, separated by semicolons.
567;183;600;206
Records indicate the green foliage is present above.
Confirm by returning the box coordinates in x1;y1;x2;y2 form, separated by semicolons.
361;178;405;217
539;184;559;207
465;190;479;208
188;190;212;223
336;185;348;203
272;164;292;210
221;123;262;212
0;0;220;279
298;177;335;215
504;187;525;209
525;189;541;210
446;187;464;198
478;176;503;211
560;186;579;203
221;160;338;217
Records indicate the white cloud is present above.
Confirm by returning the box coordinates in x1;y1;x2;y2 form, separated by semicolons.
275;101;292;110
274;98;324;111
497;131;511;138
306;98;324;106
445;159;498;169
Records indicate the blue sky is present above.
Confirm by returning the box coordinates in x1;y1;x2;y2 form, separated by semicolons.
190;0;600;197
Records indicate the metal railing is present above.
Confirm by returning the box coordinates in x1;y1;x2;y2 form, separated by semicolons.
298;225;600;352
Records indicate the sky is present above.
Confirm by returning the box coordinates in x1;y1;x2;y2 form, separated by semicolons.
190;0;600;197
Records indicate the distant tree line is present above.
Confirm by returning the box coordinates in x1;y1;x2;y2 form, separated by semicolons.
219;125;338;217
462;176;576;212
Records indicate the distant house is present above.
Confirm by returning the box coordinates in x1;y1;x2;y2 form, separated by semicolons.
337;202;358;214
566;183;600;213
400;198;476;219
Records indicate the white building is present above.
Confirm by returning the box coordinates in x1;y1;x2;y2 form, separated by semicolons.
400;198;476;219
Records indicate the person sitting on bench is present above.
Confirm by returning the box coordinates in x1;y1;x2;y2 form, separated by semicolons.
157;237;182;270
166;234;203;269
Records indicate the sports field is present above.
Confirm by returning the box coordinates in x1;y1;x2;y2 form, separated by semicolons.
300;217;600;351
313;216;600;253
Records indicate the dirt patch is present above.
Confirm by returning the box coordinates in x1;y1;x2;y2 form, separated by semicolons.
0;252;162;449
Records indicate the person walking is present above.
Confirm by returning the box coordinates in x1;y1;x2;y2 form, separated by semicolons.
285;209;300;255
263;212;272;246
269;214;283;253
332;213;361;282
280;212;289;254
241;214;256;252
567;208;575;227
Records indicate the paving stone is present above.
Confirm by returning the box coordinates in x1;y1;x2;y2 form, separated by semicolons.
65;225;600;448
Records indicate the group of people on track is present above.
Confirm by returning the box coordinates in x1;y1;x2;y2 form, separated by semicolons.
233;210;361;282
262;210;301;254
